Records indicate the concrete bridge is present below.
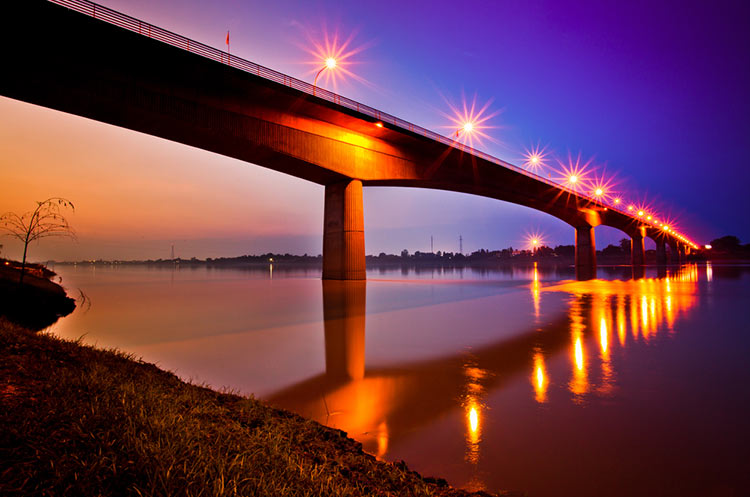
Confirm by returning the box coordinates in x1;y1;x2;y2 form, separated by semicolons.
1;0;695;279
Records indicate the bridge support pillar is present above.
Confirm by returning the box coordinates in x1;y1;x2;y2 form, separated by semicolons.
631;234;645;266
323;280;366;380
655;239;667;265
667;241;678;264
575;226;596;280
323;179;366;280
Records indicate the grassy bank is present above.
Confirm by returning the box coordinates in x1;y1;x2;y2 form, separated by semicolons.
0;319;501;496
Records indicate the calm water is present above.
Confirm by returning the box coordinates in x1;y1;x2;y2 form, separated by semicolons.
49;262;750;496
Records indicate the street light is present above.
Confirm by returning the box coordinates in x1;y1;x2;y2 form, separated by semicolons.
313;57;337;95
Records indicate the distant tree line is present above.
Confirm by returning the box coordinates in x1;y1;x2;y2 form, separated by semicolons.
49;235;750;267
368;245;576;263
705;236;750;259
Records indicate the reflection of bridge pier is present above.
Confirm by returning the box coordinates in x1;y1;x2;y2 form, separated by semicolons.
323;280;366;380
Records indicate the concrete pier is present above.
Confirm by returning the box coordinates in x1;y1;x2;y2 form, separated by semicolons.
575;226;596;280
323;180;366;280
655;239;667;266
631;234;645;266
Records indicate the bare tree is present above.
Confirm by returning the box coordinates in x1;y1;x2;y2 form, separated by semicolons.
0;197;75;286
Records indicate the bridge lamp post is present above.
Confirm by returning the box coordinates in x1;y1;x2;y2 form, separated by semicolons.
313;57;337;96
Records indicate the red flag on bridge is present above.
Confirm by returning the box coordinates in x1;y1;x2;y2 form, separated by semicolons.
226;30;230;46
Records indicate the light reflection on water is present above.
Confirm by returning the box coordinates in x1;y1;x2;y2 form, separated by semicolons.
49;263;750;496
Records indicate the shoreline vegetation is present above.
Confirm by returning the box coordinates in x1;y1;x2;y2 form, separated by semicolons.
0;319;507;497
42;235;750;268
0;260;76;330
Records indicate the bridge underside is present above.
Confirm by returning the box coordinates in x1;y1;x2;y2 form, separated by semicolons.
0;0;691;280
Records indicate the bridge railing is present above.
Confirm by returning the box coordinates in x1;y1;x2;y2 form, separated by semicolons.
50;0;635;220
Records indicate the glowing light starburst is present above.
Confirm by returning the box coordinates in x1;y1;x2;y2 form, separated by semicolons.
299;24;372;92
439;92;501;149
588;172;619;204
525;230;546;251
523;143;551;173
555;152;594;192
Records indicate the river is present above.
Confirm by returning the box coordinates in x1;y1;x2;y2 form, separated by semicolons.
48;262;750;496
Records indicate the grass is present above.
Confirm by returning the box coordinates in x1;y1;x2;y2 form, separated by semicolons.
0;319;502;497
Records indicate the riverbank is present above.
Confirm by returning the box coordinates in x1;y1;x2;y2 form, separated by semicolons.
0;260;76;330
0;319;506;496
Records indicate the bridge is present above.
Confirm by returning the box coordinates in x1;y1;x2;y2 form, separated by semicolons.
0;0;699;279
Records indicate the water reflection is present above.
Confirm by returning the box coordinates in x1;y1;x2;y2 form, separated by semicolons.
273;265;701;443
568;297;589;401
542;264;699;404
531;262;541;320
52;261;741;495
264;264;708;495
462;359;487;466
322;280;366;381
531;350;548;403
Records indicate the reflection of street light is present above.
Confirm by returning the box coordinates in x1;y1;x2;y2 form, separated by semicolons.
313;57;337;95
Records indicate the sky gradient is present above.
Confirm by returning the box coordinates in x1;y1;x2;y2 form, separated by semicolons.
1;0;748;261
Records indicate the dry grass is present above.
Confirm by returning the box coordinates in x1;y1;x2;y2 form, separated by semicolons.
0;319;501;497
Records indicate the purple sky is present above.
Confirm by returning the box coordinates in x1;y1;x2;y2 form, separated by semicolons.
1;0;748;260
